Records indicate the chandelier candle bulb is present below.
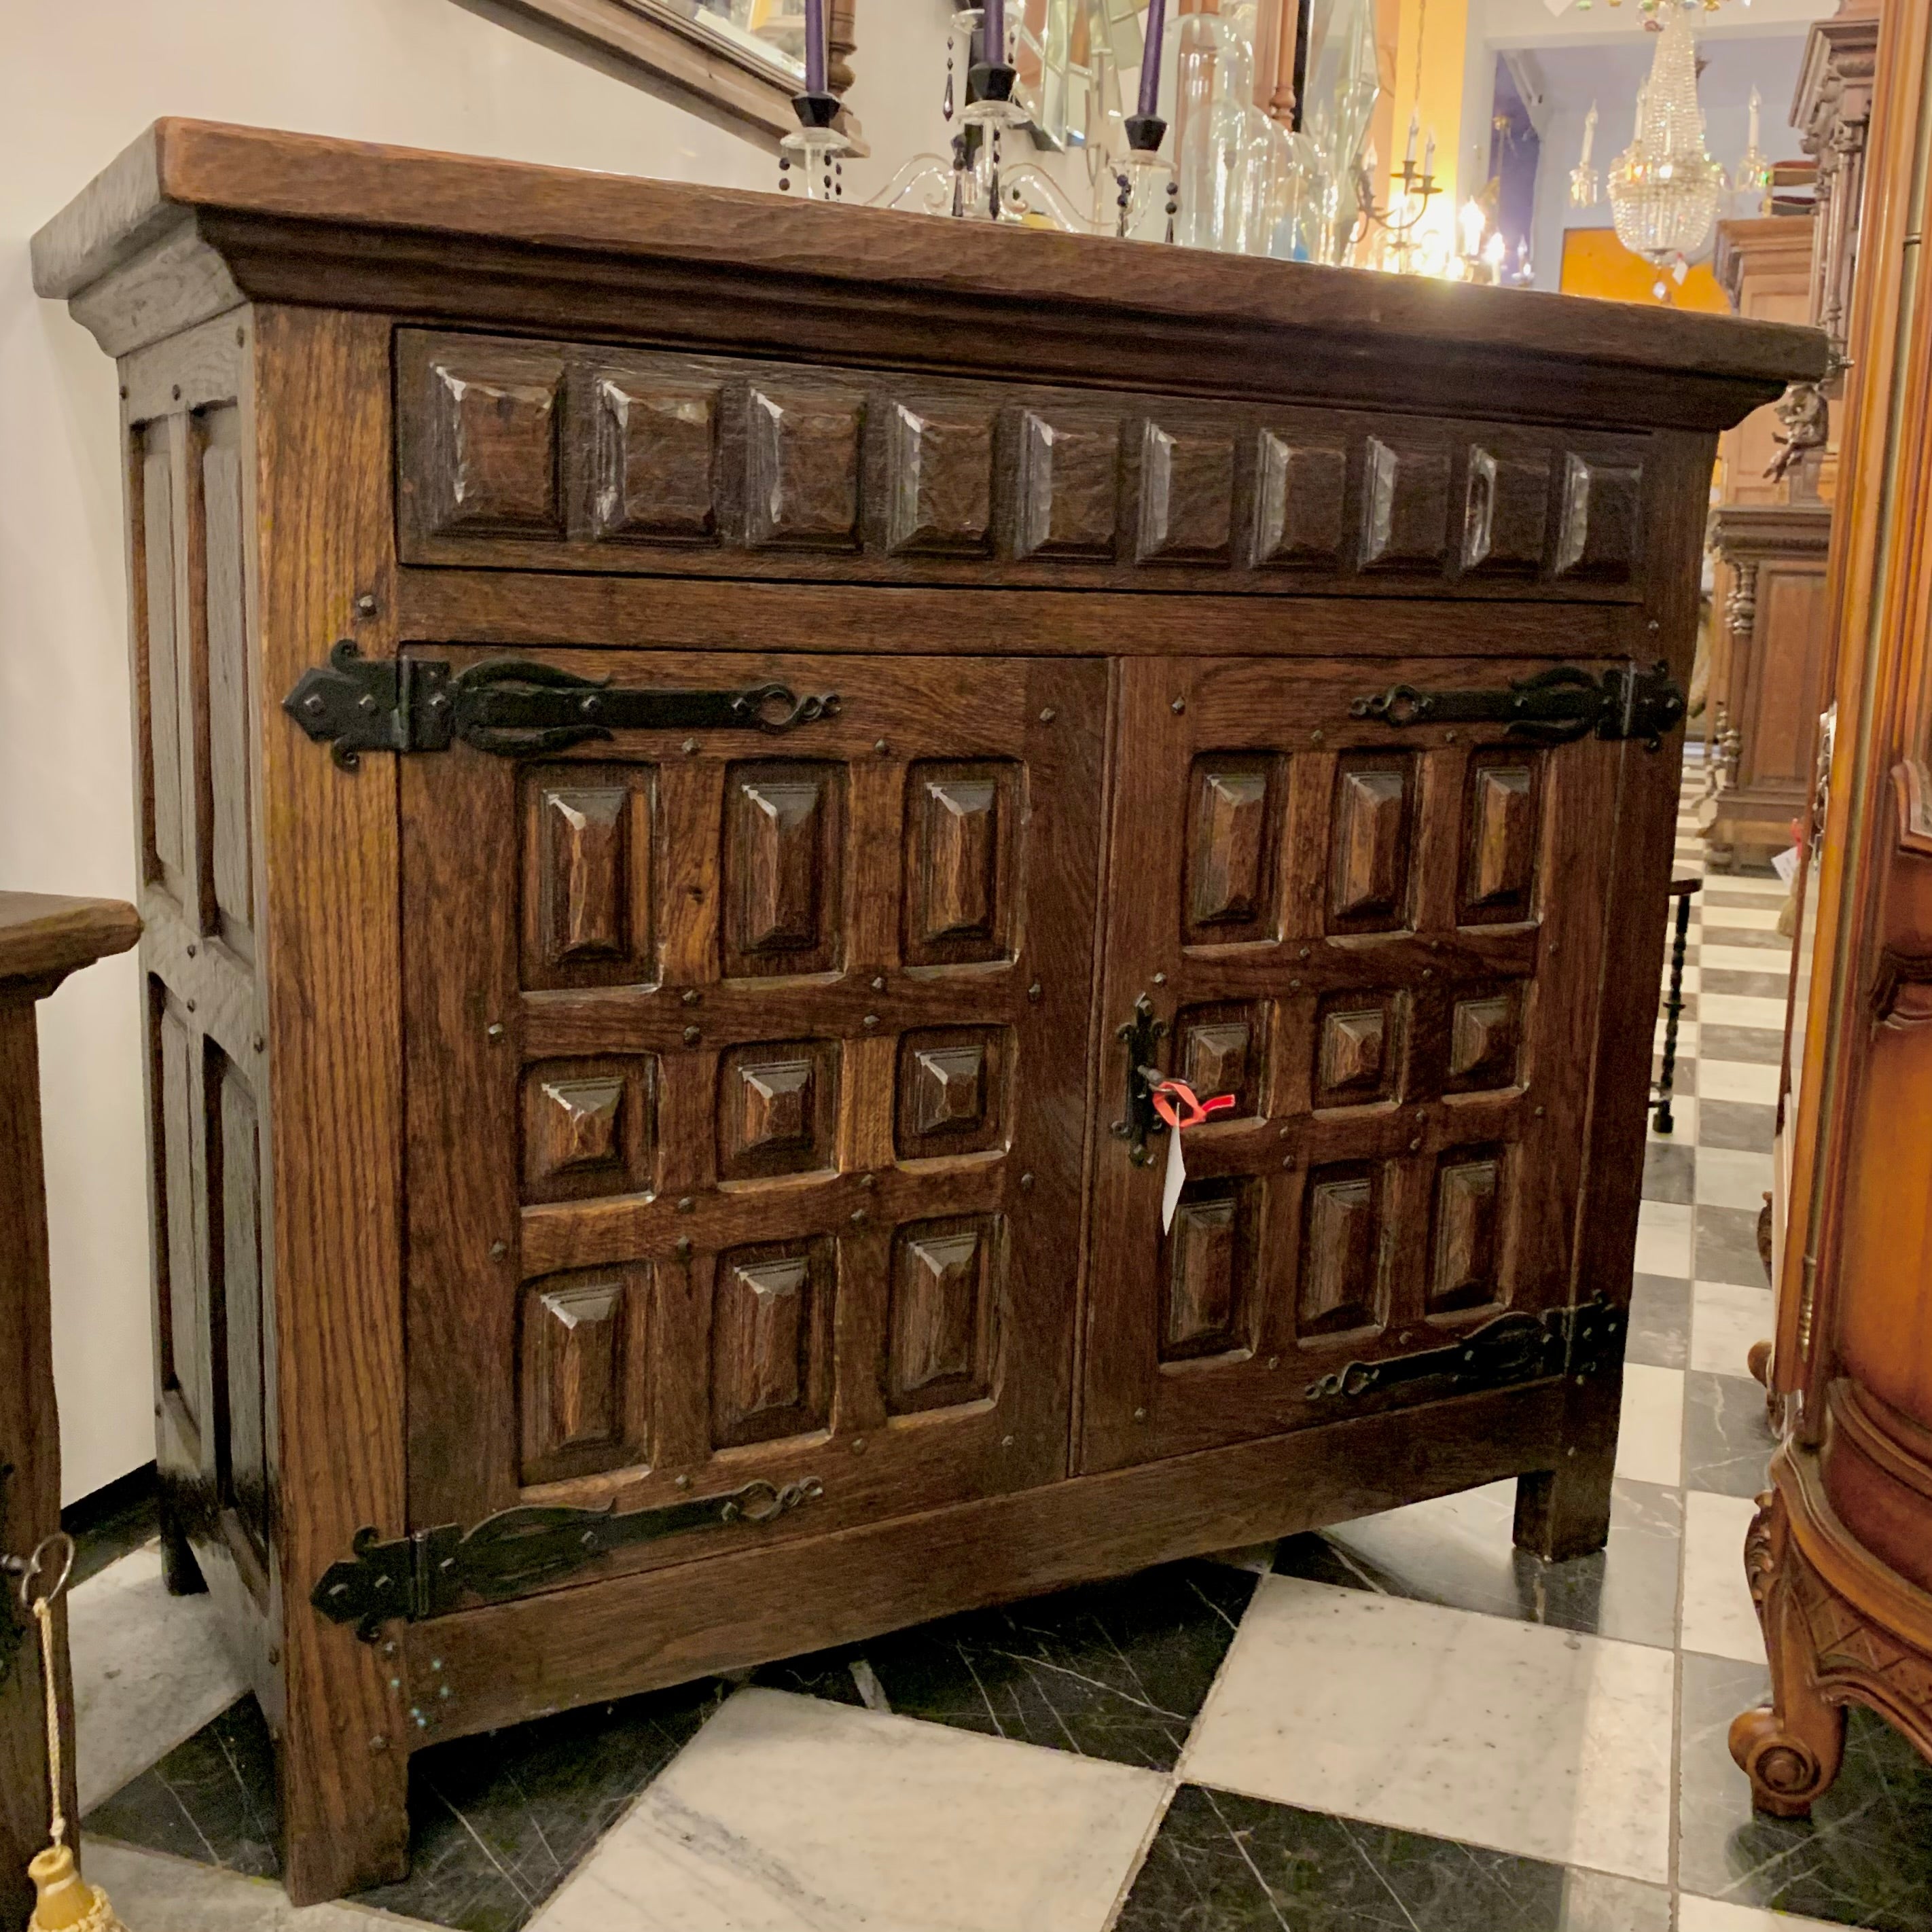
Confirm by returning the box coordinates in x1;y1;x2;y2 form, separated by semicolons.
1747;85;1760;156
1580;101;1596;168
1405;107;1418;168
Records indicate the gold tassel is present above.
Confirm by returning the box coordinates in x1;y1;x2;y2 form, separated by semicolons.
15;1539;128;1931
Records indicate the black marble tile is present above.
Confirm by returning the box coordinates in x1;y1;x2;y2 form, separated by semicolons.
757;1558;1256;1772
1641;1141;1696;1204
1114;1785;1673;1931
86;1678;725;1932
1698;1024;1786;1065
1698;1098;1778;1153
1702;969;1793;1001
1684;1370;1777;1499
1680;1651;1932;1929
1273;1478;1683;1650
1698;1203;1773;1289
1626;1273;1690;1370
62;1461;158;1588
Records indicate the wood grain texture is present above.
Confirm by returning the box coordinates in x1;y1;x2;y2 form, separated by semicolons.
0;893;139;990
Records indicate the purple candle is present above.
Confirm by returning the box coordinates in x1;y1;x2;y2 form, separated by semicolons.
1139;0;1166;120
804;0;827;94
984;0;1006;67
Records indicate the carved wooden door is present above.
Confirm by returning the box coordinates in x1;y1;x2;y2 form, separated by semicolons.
401;647;1105;1578
1081;654;1624;1472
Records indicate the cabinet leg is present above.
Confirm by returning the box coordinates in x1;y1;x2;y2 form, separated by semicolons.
158;1501;207;1598
278;1714;412;1905
1730;1488;1846;1819
1514;1369;1620;1562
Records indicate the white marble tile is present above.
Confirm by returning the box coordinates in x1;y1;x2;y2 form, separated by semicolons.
1634;1200;1694;1278
1681;1490;1766;1664
1698;994;1790;1031
1698;945;1791;976
1678;1893;1850;1931
1658;964;1702;994
1649;1098;1698;1145
1696;1147;1776;1210
1703;875;1791;897
1615;1364;1685;1488
1698;906;1784;931
81;1840;423;1928
1698;1059;1781;1105
1653;1019;1701;1060
69;1547;249;1812
1181;1577;1675;1883
529;1687;1167;1932
1691;1281;1777;1379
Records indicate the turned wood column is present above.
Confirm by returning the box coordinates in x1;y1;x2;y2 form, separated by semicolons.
0;893;139;1932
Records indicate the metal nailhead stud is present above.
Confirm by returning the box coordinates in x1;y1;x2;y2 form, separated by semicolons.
1133;1406;1148;1422
851;1209;869;1227
682;989;700;1005
1409;1137;1423;1151
872;976;887;992
1153;971;1166;986
852;1437;867;1454
1028;982;1042;1002
1020;1172;1035;1190
1171;697;1186;714
863;1013;879;1028
1001;1434;1016;1448
875;738;890;755
682;738;698;755
185;942;197;957
486;1022;505;1042
1039;707;1056;723
678;1196;694;1213
489;1240;508;1259
357;592;378;618
676;1474;692;1490
684;1024;702;1045
1312;729;1325;743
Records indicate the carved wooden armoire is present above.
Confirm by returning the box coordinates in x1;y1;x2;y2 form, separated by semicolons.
33;122;1821;1903
1736;0;1932;1821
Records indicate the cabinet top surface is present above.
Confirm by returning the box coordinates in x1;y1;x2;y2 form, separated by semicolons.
0;893;141;991
33;119;1825;429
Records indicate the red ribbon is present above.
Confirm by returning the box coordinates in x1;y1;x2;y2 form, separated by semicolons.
1149;1078;1237;1132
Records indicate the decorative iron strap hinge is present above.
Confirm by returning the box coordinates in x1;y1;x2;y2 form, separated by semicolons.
284;642;841;769
312;1476;824;1639
1350;660;1685;750
1304;1297;1628;1403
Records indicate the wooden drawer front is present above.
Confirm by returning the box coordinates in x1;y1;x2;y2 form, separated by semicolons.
397;329;1649;598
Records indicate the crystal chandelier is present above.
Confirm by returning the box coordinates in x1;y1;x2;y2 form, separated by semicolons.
1605;5;1725;290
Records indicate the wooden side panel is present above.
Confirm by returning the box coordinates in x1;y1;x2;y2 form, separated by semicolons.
201;405;254;959
211;1045;269;1575
141;418;188;904
156;989;203;1439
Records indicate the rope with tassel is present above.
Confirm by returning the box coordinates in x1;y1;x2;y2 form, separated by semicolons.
9;1534;126;1931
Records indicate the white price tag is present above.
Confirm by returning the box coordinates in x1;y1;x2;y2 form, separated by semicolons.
1162;1122;1186;1234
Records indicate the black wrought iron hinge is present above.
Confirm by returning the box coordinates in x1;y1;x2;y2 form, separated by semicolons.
1304;1297;1628;1403
1109;993;1170;1168
1351;661;1685;750
312;1476;823;1639
284;643;841;769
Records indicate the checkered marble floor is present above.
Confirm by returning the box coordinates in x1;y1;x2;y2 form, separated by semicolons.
62;765;1932;1932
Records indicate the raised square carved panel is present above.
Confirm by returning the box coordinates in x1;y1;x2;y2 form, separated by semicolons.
745;384;863;550
1016;410;1121;560
1178;1003;1261;1116
1461;757;1539;925
1184;755;1281;945
1298;1163;1384;1336
419;344;567;539
1461;447;1550;576
1329;757;1414;931
886;1215;997;1413
903;760;1016;967
1137;421;1237;564
1429;1151;1505;1313
519;1268;643;1483
717;1040;839;1181
1360;437;1451;572
1161;1183;1254;1361
592;373;719;543
895;1026;1007;1160
1253;433;1347;568
884;401;995;556
723;762;845;977
522;1056;656;1202
1315;997;1395;1107
522;765;655;990
1554;452;1643;582
711;1238;834;1448
1446;992;1520;1094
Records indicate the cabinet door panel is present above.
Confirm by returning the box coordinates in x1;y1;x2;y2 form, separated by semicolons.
404;649;1105;1580
1081;655;1624;1471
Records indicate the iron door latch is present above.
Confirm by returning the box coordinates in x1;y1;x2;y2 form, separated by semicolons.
285;642;841;768
1351;660;1685;750
1304;1297;1628;1403
312;1476;824;1639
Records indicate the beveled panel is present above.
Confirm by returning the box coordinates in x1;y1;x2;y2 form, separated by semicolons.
1298;1164;1383;1337
886;1215;997;1413
201;406;253;957
1429;1152;1505;1313
592;373;719;542
895;1025;1007;1159
1161;1183;1253;1362
520;1273;634;1482
717;1039;838;1181
1461;446;1550;576
1253;433;1347;567
745;384;863;550
140;418;185;897
884;401;995;556
212;1050;267;1571
1329;758;1414;931
1178;1003;1260;1116
522;1056;656;1202
1553;452;1643;582
711;1238;834;1448
723;761;845;977
1137;421;1237;564
420;344;566;539
1461;757;1539;923
522;765;655;990
545;787;628;959
1015;410;1120;560
156;993;201;1435
1446;992;1520;1092
1184;755;1281;944
1359;437;1451;572
1316;999;1393;1105
902;759;1016;967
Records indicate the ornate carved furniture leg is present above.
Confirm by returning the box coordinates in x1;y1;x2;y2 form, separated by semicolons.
0;893;140;1932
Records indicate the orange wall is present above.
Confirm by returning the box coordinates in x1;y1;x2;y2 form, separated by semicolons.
1559;227;1731;312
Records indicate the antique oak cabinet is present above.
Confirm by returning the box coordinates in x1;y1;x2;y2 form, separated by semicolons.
34;122;1822;1902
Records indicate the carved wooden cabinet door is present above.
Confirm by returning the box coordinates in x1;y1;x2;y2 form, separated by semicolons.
1081;655;1625;1473
401;648;1105;1577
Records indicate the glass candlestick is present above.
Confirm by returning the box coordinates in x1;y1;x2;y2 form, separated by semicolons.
779;88;853;202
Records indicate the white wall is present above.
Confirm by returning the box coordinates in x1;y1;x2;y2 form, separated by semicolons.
0;0;967;1503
